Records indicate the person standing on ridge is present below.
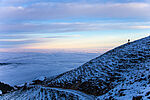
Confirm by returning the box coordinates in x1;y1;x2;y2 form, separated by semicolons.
128;39;130;44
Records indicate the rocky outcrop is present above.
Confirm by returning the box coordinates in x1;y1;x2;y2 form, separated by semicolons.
0;82;14;94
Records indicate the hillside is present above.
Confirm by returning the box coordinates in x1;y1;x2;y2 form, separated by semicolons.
0;85;94;100
0;36;150;100
47;36;150;98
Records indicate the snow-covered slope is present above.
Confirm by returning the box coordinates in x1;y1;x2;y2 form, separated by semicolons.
48;36;150;97
0;36;149;100
0;85;94;100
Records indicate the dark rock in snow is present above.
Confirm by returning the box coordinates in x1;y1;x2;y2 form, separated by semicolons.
0;82;14;94
132;96;143;100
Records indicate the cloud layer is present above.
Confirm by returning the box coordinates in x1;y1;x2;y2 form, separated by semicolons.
0;22;150;34
1;2;150;22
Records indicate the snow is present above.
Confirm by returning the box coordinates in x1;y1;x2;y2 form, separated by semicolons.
34;76;46;81
48;36;150;98
0;86;95;100
0;90;2;95
49;87;95;100
0;36;150;100
16;83;25;87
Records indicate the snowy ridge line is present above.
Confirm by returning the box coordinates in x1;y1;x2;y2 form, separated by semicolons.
0;36;150;100
47;36;150;96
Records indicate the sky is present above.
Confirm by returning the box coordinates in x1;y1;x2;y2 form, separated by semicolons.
0;0;150;53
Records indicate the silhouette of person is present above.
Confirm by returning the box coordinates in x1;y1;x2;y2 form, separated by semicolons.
128;39;130;44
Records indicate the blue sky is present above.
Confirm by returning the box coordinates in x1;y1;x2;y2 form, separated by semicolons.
0;0;150;53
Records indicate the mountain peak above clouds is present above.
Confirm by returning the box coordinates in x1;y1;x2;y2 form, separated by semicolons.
0;36;150;100
48;36;150;99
